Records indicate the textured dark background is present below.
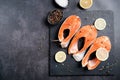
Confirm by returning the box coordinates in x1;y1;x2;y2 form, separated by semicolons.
0;0;119;80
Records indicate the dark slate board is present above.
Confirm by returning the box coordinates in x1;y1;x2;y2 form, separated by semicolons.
49;10;115;76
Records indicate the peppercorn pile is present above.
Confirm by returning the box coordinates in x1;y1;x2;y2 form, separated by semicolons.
48;9;63;25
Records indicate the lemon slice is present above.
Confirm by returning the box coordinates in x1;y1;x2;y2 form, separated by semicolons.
55;51;66;63
96;48;109;61
94;18;106;30
79;0;93;9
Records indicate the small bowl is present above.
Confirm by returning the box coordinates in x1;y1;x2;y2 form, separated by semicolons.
47;9;63;25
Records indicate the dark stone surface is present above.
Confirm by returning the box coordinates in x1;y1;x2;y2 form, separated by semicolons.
50;11;115;76
0;0;119;80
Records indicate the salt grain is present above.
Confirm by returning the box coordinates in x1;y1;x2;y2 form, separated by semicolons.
55;0;68;8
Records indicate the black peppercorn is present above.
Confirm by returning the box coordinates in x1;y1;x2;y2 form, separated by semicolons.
47;9;63;25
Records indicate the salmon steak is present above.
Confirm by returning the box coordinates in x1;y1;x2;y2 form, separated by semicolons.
58;15;81;48
82;36;111;70
68;25;98;62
